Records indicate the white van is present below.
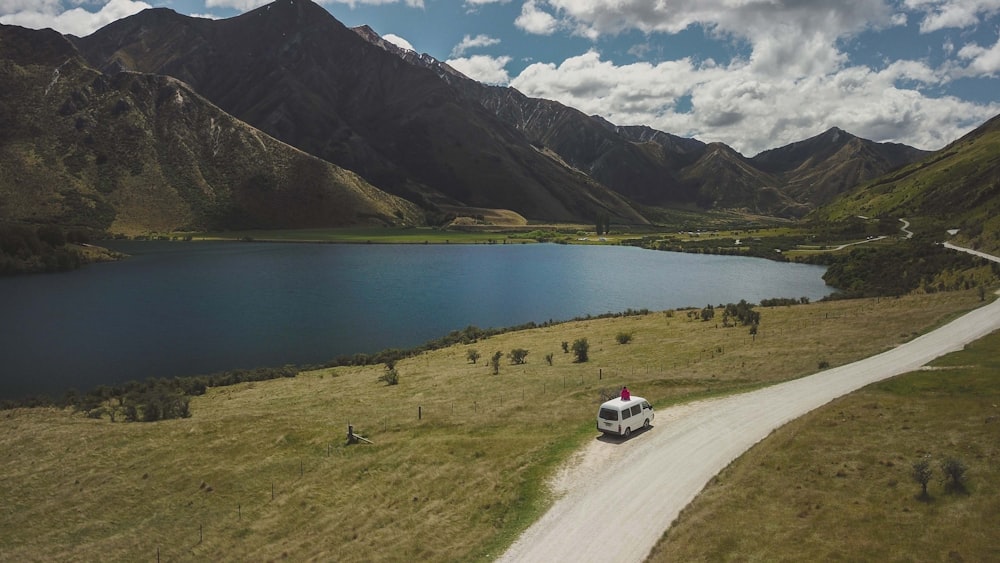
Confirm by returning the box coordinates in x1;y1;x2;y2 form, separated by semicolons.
596;396;654;438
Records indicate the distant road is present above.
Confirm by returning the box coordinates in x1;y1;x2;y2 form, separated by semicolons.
900;218;914;239
498;243;1000;563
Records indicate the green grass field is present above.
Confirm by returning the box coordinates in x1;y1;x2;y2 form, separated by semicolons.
0;289;992;561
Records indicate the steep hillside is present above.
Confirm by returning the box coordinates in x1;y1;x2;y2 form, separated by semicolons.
73;0;647;225
752;127;931;206
353;25;929;218
0;24;422;234
815;114;1000;252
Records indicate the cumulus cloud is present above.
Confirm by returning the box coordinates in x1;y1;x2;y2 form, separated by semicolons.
451;34;501;57
324;0;425;8
957;36;1000;75
515;0;558;35
0;0;151;36
383;33;415;51
509;48;997;155
447;54;513;84
205;0;427;10
904;0;1000;32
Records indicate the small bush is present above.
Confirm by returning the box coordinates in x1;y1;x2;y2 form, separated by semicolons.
911;457;933;499
379;367;399;386
571;338;589;363
616;331;634;345
544;353;554;366
466;349;481;364
508;348;529;365
940;458;968;493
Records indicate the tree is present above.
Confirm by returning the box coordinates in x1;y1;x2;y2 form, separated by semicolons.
466;349;481;364
491;351;503;374
700;305;715;322
571;338;589;363
912;457;933;499
940;457;968;493
561;341;569;353
544;352;554;366
508;348;529;364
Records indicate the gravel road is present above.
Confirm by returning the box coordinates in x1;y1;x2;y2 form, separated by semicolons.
498;244;1000;563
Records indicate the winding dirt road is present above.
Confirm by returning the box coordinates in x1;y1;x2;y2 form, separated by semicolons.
498;244;1000;563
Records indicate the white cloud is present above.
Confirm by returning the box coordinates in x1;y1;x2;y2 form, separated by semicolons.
509;48;998;155
325;0;425;8
383;33;414;52
957;36;1000;75
904;0;1000;32
515;0;558;35
0;0;151;36
446;54;513;84
205;0;427;10
450;34;501;57
205;0;269;10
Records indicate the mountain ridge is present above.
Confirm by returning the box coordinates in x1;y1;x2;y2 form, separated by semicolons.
350;20;931;217
72;0;648;225
0;22;423;234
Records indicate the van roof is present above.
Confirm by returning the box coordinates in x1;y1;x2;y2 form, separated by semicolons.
599;396;647;409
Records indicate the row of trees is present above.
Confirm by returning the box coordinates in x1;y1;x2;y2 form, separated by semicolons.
3;366;298;421
0;223;93;275
464;338;592;375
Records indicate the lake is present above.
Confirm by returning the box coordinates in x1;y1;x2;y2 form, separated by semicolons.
0;241;832;399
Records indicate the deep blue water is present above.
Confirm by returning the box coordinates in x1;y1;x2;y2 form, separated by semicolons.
0;241;832;399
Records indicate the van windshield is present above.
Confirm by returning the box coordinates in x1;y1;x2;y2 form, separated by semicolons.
599;408;618;421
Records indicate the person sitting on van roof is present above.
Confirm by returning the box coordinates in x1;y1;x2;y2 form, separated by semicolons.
621;386;630;401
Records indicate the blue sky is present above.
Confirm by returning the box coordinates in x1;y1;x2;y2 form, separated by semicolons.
3;0;1000;156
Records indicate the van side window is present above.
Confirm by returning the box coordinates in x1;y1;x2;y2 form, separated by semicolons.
621;408;632;420
642;401;652;410
630;405;641;416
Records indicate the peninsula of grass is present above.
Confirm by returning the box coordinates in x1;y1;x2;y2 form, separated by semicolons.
0;289;992;561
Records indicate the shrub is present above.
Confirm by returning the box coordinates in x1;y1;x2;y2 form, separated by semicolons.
940;457;968;493
616;331;633;345
912;457;933;499
571;338;589;363
491;351;502;375
561;341;569;353
378;367;399;386
508;348;529;365
544;353;554;366
466;349;481;364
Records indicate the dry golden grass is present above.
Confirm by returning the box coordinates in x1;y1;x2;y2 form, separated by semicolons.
0;289;989;562
649;326;1000;562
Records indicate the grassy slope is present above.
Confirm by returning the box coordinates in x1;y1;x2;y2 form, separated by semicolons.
650;325;1000;562
0;290;991;561
816;115;1000;254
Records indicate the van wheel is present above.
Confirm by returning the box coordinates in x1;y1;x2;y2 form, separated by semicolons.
643;418;650;430
623;427;631;439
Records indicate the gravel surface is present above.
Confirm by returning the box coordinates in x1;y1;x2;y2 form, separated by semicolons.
498;245;1000;563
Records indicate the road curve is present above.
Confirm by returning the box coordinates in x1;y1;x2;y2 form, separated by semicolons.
498;245;1000;563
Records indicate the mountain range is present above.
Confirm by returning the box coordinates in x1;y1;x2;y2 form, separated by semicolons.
1;0;992;235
